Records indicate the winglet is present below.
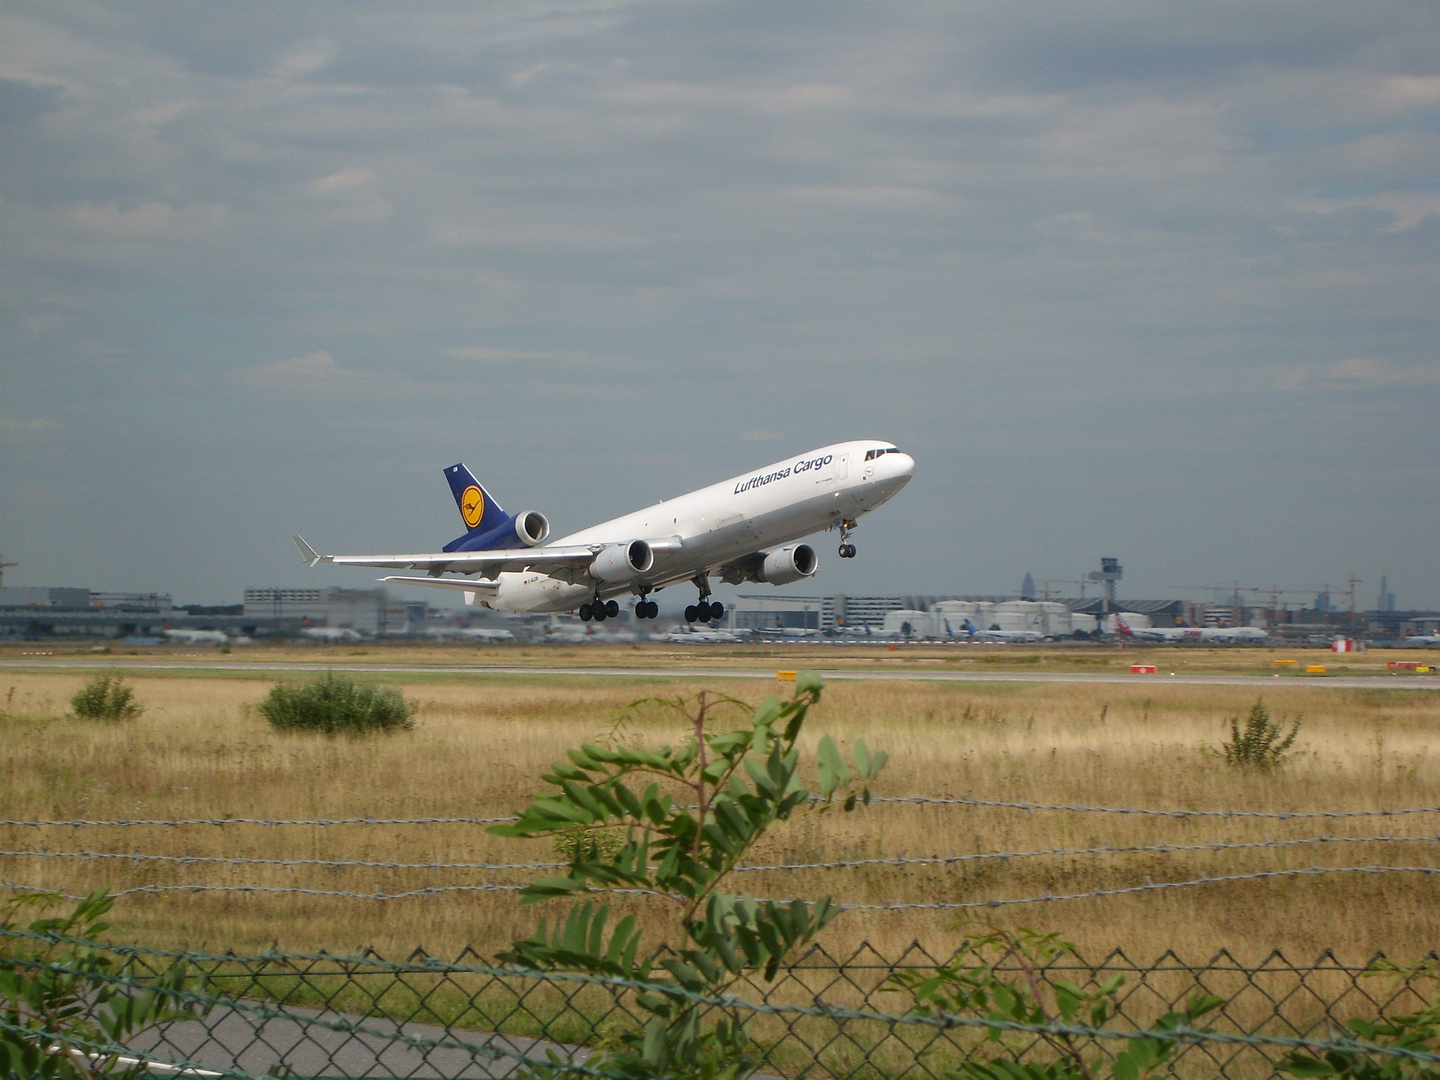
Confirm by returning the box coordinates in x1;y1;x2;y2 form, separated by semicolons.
292;534;324;566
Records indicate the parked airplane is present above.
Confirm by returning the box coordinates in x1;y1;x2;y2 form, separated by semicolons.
949;618;1043;643
665;627;744;644
295;440;914;622
163;628;230;645
299;626;363;642
751;625;823;640
423;626;516;642
1403;634;1440;646
1115;614;1268;643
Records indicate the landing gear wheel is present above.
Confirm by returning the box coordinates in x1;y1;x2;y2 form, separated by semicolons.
839;543;856;559
640;600;658;619
579;603;593;621
708;601;724;621
593;604;607;622
605;600;620;618
685;604;698;623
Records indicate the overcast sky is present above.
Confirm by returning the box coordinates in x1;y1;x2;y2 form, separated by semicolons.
2;1;1437;610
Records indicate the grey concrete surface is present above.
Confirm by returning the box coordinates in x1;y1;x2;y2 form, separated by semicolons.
2;657;1437;690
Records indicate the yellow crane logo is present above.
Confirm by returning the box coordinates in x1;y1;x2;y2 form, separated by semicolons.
461;485;485;529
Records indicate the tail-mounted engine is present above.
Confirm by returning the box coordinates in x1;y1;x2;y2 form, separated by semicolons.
514;511;550;547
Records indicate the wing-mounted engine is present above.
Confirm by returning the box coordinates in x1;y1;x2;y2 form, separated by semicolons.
588;540;655;583
514;510;549;547
758;544;818;584
721;544;818;586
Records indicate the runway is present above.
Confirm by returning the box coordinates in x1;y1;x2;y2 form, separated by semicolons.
2;658;1437;689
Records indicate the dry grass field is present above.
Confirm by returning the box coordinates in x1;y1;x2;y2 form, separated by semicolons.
2;665;1437;970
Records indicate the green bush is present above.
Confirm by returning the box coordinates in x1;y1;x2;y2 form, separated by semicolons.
70;673;142;721
1221;698;1300;768
258;673;414;735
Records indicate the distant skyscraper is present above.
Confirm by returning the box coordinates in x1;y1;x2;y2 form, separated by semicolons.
1377;576;1396;612
1020;572;1036;600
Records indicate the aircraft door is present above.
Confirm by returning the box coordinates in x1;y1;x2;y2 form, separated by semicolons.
834;453;848;480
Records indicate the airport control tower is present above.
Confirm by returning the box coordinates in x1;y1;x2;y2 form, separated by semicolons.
1088;557;1122;614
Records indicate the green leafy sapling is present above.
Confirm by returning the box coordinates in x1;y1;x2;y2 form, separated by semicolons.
888;923;1225;1080
1219;699;1300;769
488;674;886;1080
0;890;212;1078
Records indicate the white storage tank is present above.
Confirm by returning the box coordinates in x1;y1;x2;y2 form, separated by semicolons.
993;600;1044;633
883;610;935;637
1039;602;1071;637
1071;613;1099;636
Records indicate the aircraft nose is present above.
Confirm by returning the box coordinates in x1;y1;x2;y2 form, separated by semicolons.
891;452;916;477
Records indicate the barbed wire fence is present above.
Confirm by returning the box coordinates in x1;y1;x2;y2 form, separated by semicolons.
2;797;1438;911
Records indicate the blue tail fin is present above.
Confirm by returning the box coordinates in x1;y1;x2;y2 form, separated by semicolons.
443;464;511;552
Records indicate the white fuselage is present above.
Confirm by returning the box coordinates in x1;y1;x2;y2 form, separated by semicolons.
485;440;914;614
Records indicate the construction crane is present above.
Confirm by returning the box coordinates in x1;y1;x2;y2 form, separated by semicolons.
1038;577;1092;600
1167;582;1315;626
0;555;15;588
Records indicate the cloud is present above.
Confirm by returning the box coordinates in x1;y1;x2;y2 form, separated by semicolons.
1285;192;1440;233
442;345;635;369
232;350;374;391
63;201;230;240
0;417;57;432
1277;358;1440;392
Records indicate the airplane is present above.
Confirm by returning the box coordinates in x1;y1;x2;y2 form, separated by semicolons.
750;625;824;640
950;617;1043;643
665;626;744;644
163;628;231;645
299;626;363;642
294;440;914;623
1115;614;1268;644
1403;634;1440;646
423;626;516;642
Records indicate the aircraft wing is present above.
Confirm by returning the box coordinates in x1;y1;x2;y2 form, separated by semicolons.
293;534;601;576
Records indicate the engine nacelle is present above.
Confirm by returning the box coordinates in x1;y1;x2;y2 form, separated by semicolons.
589;540;655;583
514;510;550;547
756;544;817;585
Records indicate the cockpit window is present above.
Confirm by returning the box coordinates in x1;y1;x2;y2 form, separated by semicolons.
865;447;901;461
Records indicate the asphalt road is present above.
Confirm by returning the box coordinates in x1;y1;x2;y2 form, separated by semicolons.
3;657;1437;689
130;1001;586;1078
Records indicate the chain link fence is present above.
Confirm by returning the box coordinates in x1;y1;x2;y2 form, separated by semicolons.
8;931;1432;1079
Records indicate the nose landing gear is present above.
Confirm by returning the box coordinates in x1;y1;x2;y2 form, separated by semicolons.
837;519;858;559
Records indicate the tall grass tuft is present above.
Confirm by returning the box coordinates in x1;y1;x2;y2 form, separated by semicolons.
1221;698;1300;768
70;673;142;721
259;673;414;735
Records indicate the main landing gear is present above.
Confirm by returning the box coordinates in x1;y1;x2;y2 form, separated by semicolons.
837;518;858;559
578;598;620;622
685;575;724;623
634;588;659;620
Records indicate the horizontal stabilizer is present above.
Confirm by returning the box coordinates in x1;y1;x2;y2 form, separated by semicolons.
292;535;326;566
329;545;597;573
